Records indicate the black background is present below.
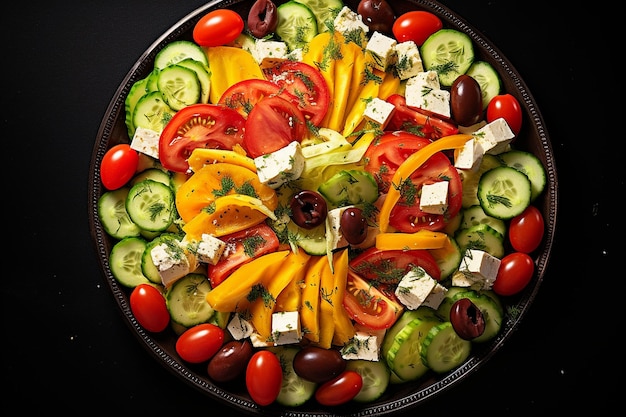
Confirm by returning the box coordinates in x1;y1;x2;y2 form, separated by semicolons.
4;0;621;415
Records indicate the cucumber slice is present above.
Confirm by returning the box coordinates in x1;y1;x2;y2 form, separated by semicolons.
154;40;208;70
421;29;475;87
98;188;141;239
145;68;160;93
451;289;504;343
125;77;150;137
293;0;344;33
141;233;182;284
166;273;215;327
156;64;201;111
498;149;547;201
420;321;472;373
477;166;532;220
458;153;502;208
272;346;317;407
460;205;507;237
130;168;171;187
132;91;176;134
455;223;505;259
345;359;390;402
126;179;175;232
465;61;501;110
276;1;319;51
109;236;150;288
381;307;438;362
428;236;463;280
385;314;442;381
317;169;378;207
176;58;211;104
287;220;327;255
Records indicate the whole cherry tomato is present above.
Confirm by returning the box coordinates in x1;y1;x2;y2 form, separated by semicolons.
487;94;523;135
100;144;138;190
315;370;363;406
508;205;544;253
193;9;244;47
175;323;225;364
492;252;535;296
246;350;283;406
129;284;170;333
392;11;443;45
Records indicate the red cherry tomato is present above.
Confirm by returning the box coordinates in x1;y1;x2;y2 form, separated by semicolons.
193;9;244;47
100;144;138;190
246;350;283;406
315;370;363;406
508;205;544;253
175;323;225;364
492;252;535;296
486;94;523;135
392;11;443;46
129;284;170;333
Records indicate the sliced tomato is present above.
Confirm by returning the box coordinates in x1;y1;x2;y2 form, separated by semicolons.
158;103;246;173
263;60;330;126
343;270;403;330
208;223;280;288
386;94;458;139
349;247;441;285
243;95;307;158
217;79;285;118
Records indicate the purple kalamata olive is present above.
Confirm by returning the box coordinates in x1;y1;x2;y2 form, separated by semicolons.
247;0;278;38
340;207;368;245
449;298;486;340
357;0;396;34
293;346;347;383
290;190;328;229
207;339;253;382
450;74;483;126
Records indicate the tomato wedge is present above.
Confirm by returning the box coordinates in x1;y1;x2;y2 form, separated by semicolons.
349;247;442;284
386;94;459;139
263;60;330;126
218;79;286;118
158;104;246;173
343;270;403;330
208;223;280;288
243;95;307;158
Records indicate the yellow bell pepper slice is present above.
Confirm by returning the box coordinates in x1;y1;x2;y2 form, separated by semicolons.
176;162;277;223
301;255;325;343
330;249;354;346
248;250;310;340
341;68;385;137
274;250;310;312
302;32;337;128
187;148;256;173
328;36;362;131
182;194;277;239
378;71;402;100
379;134;473;233
205;46;264;104
375;229;448;250
317;256;336;349
205;250;290;312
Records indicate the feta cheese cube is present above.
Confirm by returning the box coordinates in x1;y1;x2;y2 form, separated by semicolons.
454;249;502;290
250;332;274;348
363;97;395;128
333;6;369;39
130;127;160;159
473;117;515;155
405;71;451;118
395;266;438;310
454;138;485;172
181;233;226;265
150;242;191;287
271;311;302;345
326;206;353;250
422;282;448;309
340;331;381;361
419;181;449;214
227;313;254;340
252;39;289;67
366;31;397;71
394;41;424;80
254;141;305;189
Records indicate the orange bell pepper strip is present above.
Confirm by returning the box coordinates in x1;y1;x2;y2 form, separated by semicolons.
275;251;310;312
300;255;326;343
205;250;290;312
330;249;354;346
379;134;472;233
182;194;277;239
187;148;256;173
205;46;264;104
375;229;448;250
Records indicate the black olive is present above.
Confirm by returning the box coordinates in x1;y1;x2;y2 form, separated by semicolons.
247;0;279;38
290;190;328;229
357;0;396;34
340;207;368;245
449;298;486;340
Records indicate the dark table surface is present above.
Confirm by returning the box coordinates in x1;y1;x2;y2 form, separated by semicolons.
5;0;621;415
